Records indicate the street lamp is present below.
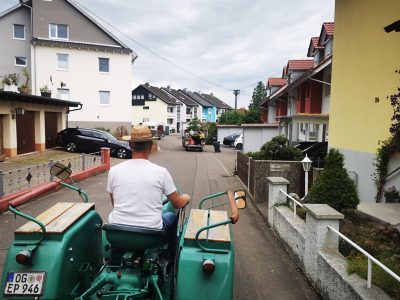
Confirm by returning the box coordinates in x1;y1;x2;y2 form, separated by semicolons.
301;154;312;197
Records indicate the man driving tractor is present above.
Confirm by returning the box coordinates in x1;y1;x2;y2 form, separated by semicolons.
107;124;190;256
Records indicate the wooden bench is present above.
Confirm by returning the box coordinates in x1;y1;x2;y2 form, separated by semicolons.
16;202;95;234
184;209;231;243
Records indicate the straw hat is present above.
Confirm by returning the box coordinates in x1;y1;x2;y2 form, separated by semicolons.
121;125;153;142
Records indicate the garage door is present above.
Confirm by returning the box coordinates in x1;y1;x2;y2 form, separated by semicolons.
17;111;35;154
45;112;58;149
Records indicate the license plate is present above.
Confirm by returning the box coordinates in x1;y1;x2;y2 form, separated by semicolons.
4;272;46;295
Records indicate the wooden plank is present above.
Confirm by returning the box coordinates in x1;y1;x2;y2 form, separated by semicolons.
45;203;95;233
208;210;231;243
184;209;208;240
16;202;76;233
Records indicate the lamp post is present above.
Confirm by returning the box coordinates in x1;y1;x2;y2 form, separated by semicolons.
301;154;312;197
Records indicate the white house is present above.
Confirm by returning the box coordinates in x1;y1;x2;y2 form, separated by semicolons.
0;0;136;131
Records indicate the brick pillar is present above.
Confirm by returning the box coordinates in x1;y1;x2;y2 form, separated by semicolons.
267;177;289;227
101;147;111;170
303;204;344;284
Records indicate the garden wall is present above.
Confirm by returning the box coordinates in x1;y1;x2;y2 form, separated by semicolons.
236;152;303;203
267;177;392;300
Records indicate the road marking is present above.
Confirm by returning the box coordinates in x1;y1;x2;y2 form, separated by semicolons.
209;152;232;177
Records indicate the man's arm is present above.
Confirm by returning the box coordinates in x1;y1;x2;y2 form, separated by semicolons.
109;193;114;207
167;192;190;209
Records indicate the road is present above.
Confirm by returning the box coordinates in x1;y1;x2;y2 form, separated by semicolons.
0;134;319;299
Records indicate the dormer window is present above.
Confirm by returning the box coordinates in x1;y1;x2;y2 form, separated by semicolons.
49;23;69;40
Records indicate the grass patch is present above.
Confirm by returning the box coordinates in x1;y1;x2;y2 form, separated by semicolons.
340;212;400;298
8;150;79;165
348;257;400;299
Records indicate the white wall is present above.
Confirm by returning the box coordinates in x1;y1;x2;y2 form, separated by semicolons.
34;46;132;124
217;127;243;143
243;127;279;153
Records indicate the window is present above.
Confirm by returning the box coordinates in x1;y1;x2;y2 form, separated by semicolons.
140;94;144;100
167;107;174;113
15;56;27;66
13;24;25;39
143;106;149;110
49;23;69;39
186;108;191;114
99;91;110;105
194;107;197;114
167;118;173;125
57;53;69;69
143;117;149;122
99;57;109;72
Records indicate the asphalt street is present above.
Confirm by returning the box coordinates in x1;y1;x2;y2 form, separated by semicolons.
0;134;320;299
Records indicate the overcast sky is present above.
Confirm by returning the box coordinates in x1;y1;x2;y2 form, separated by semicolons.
0;0;334;108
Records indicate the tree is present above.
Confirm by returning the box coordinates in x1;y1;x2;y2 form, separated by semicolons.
248;81;267;114
308;148;359;212
218;110;244;125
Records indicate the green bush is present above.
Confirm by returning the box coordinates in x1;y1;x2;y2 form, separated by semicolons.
308;148;359;212
204;122;216;145
247;135;303;161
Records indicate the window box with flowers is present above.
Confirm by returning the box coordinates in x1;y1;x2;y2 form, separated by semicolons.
40;85;52;97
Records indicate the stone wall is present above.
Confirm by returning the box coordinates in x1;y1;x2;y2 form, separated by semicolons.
252;160;303;203
267;177;392;300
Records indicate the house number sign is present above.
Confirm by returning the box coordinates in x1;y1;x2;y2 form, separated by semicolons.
270;163;291;172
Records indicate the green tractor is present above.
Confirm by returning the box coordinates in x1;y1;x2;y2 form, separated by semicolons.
1;163;246;299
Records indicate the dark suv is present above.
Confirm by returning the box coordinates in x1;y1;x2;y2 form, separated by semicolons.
56;128;132;159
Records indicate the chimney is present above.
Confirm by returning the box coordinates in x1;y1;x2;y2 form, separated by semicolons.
210;93;214;96
145;82;150;86
167;85;171;91
183;88;187;92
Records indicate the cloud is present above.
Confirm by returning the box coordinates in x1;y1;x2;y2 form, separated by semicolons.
0;0;334;107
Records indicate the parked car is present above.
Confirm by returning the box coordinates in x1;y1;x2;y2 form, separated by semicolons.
223;133;241;146
234;134;243;150
56;128;132;159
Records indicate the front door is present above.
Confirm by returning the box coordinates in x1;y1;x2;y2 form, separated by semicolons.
45;112;58;148
17;111;35;154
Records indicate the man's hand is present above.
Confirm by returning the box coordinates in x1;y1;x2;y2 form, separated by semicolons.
167;192;191;209
181;193;191;207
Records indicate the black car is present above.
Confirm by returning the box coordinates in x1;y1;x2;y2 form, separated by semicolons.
223;133;241;146
56;128;132;159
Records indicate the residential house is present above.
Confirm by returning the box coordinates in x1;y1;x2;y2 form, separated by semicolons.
200;93;233;121
0;91;81;158
262;78;286;123
161;87;199;132
132;83;177;132
180;89;216;122
0;0;136;131
329;0;400;202
261;22;334;147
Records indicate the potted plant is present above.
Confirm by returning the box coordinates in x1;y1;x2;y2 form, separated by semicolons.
2;73;20;92
18;68;30;94
40;84;52;97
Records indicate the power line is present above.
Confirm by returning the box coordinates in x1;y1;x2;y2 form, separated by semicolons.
70;0;233;91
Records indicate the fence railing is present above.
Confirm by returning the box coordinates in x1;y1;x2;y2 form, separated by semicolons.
279;189;304;219
327;225;400;288
0;152;102;197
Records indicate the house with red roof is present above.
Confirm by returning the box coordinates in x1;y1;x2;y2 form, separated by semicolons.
260;22;334;157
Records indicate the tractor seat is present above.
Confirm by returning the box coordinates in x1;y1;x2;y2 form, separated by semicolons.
102;223;166;251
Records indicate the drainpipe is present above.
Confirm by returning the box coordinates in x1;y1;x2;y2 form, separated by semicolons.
20;1;36;94
67;104;83;127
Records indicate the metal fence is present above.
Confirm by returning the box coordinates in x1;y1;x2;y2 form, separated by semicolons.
0;152;102;197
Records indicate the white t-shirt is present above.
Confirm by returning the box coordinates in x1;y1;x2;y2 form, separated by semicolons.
107;159;176;229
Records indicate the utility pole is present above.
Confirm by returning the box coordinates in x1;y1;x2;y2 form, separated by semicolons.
233;89;240;110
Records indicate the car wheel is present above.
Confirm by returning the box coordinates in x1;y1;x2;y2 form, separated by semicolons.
66;142;77;152
185;147;189;151
236;143;243;150
116;148;128;159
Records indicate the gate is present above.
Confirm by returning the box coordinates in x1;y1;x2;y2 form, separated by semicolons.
45;112;58;148
237;152;249;187
17;111;35;154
